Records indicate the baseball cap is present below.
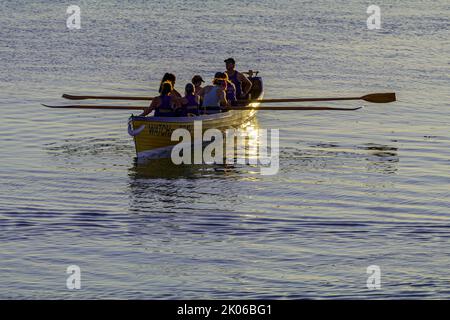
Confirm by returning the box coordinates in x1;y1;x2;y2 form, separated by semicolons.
191;75;205;83
224;58;236;64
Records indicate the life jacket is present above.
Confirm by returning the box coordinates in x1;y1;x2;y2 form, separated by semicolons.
228;71;242;98
179;95;199;116
154;95;175;117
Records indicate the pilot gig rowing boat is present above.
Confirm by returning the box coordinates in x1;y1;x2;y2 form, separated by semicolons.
127;73;264;159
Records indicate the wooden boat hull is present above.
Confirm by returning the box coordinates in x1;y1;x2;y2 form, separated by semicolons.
129;76;264;159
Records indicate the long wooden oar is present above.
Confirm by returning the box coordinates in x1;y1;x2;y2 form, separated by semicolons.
247;92;396;104
62;94;154;101
43;104;361;111
227;106;362;111
43;104;147;110
62;92;395;103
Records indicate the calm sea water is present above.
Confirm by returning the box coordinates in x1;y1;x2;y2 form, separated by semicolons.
0;0;449;299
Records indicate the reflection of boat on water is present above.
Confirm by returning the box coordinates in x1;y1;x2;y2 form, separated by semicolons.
128;73;264;160
129;158;234;179
127;161;246;214
284;142;400;175
359;143;399;174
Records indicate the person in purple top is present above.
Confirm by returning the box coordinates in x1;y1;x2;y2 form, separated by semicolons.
140;81;180;117
224;58;252;100
178;83;200;116
223;73;237;106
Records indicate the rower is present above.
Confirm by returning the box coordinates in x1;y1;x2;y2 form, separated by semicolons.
191;75;205;97
223;72;237;106
224;58;252;100
158;73;182;97
140;81;179;117
178;83;200;116
198;72;228;114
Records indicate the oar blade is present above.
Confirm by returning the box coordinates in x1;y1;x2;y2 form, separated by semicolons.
62;94;86;100
361;92;396;103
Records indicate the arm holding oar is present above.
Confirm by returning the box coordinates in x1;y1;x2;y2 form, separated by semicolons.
139;97;159;116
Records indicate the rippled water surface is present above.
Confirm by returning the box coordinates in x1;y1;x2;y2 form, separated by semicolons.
1;0;449;299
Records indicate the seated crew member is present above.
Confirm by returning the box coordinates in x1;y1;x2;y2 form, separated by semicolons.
198;72;228;114
223;72;237;106
224;58;252;100
177;83;200;116
191;75;205;98
140;81;180;117
158;73;182;97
